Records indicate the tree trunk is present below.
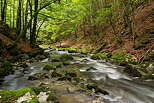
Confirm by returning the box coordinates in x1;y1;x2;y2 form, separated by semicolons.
30;0;38;47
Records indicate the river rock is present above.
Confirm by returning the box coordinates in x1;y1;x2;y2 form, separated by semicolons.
124;64;142;77
28;73;50;80
146;64;154;74
43;65;56;71
86;67;97;71
95;88;109;95
36;55;46;60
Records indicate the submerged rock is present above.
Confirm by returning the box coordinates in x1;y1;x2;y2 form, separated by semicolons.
65;68;77;77
86;83;98;90
43;65;56;71
60;53;74;60
86;67;97;71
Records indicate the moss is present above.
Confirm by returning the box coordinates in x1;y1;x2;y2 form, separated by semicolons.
86;83;98;90
0;88;39;103
67;48;78;53
65;68;77;77
28;48;44;57
36;55;46;60
142;75;154;80
51;71;62;77
0;61;14;76
147;52;154;61
43;52;50;58
95;88;109;95
43;65;56;71
111;51;137;65
0;67;5;76
94;43;106;54
124;64;142;77
60;53;73;60
57;76;71;81
47;92;57;101
91;54;100;60
81;48;92;54
73;77;82;83
33;86;50;95
63;61;70;65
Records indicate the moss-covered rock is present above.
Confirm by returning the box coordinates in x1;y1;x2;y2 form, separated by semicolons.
124;64;142;77
142;75;154;80
18;62;28;68
0;88;39;103
43;65;56;71
47;92;58;101
95;88;109;95
57;76;71;81
86;83;98;90
60;53;73;60
33;86;50;95
91;54;101;60
65;68;77;77
0;61;14;77
51;71;62;77
63;61;70;65
28;48;44;57
28;73;50;80
111;51;137;66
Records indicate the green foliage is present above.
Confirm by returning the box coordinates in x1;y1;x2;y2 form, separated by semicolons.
60;53;74;60
0;88;39;103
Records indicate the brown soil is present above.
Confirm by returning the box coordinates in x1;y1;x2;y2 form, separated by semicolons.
0;23;32;60
55;1;154;59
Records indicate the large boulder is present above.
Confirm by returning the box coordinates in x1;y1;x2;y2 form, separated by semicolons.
60;53;73;61
0;88;39;103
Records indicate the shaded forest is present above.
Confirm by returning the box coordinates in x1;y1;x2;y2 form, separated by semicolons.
0;0;154;103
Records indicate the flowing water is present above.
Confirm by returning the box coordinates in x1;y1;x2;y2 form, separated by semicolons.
0;50;154;103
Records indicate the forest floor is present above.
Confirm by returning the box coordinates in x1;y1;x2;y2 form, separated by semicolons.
55;1;154;59
0;22;32;60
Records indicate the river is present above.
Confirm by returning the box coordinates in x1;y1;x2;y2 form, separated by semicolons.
0;50;154;103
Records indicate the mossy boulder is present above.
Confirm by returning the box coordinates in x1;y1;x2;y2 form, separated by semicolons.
86;83;98;90
43;65;56;71
60;53;73;60
28;73;50;80
18;62;28;68
111;51;137;66
47;92;58;101
65;68;77;77
124;64;142;77
91;54;101;60
51;71;62;77
142;75;154;80
28;48;44;57
33;86;51;95
67;48;78;53
63;61;70;65
57;76;71;81
43;52;50;58
0;88;39;103
0;61;14;77
95;88;109;95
